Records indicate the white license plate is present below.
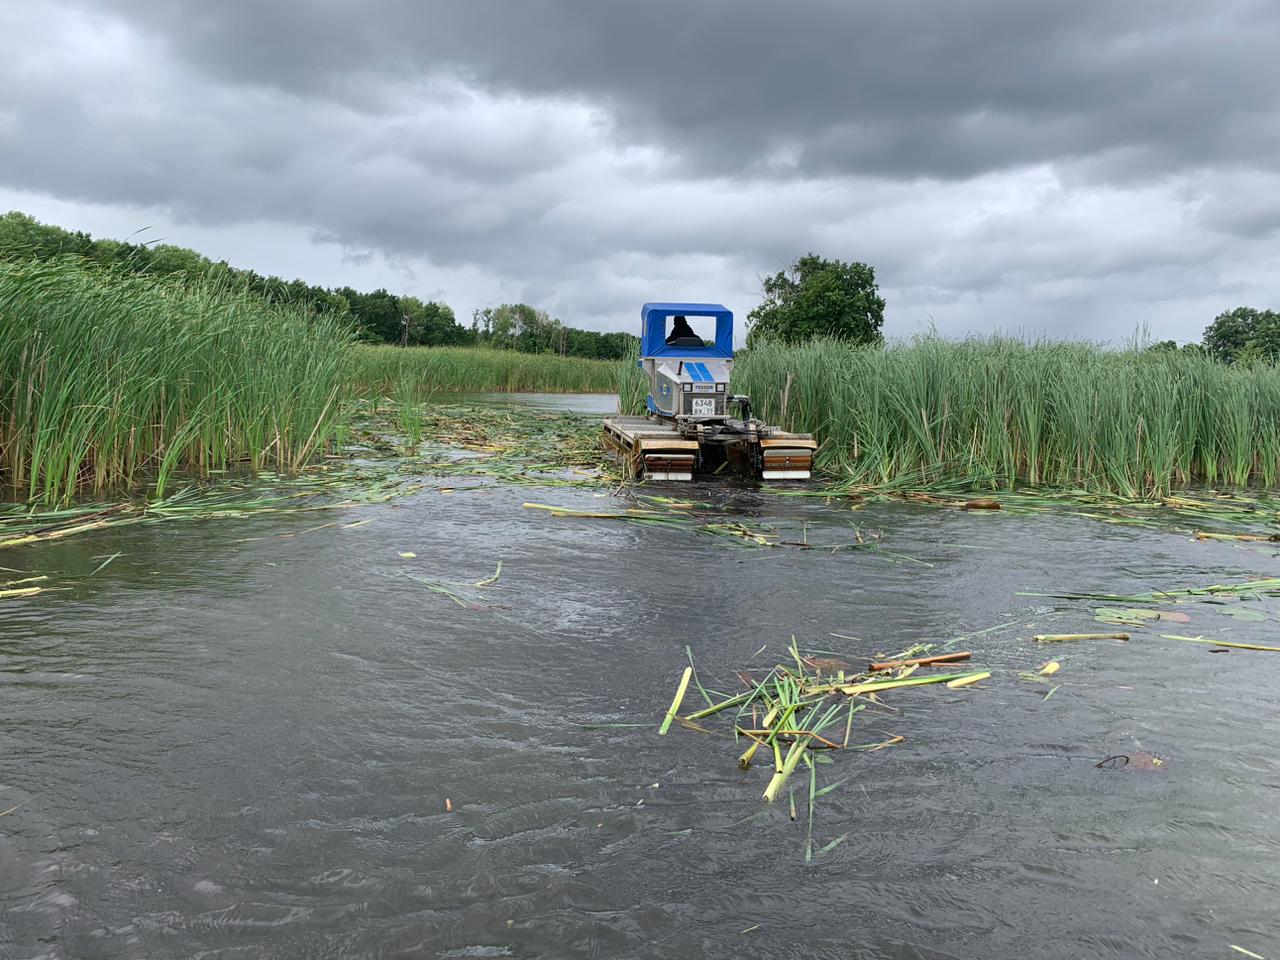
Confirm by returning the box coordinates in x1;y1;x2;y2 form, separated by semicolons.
691;397;716;417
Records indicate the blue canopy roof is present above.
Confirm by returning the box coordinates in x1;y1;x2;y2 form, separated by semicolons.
639;302;734;359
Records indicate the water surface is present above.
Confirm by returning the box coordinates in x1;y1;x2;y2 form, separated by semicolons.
3;402;1280;959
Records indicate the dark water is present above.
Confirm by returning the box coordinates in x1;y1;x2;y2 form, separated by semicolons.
4;409;1280;958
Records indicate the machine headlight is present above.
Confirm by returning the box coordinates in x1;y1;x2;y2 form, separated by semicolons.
682;382;692;392
715;383;725;392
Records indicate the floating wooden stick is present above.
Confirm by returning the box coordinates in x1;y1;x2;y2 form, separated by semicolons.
869;651;972;671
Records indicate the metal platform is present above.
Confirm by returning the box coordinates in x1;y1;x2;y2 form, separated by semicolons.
603;415;816;481
602;416;699;480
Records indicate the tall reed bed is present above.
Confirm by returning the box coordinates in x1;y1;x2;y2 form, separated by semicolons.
0;258;352;504
616;342;648;414
730;337;1280;495
352;344;620;396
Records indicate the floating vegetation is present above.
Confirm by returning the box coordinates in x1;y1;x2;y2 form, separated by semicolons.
0;467;418;551
0;585;42;599
662;639;990;858
521;500;882;552
1025;576;1280;605
349;400;616;488
776;485;1280;542
1025;576;1280;653
1156;635;1280;653
1033;632;1130;643
405;561;505;611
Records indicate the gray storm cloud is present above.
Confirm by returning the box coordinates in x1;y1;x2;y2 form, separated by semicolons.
2;0;1278;338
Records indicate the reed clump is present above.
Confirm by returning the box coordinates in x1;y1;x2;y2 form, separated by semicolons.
729;336;1280;496
0;258;353;504
352;344;620;396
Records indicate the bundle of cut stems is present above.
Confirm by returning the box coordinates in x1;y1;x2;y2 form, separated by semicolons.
665;641;989;806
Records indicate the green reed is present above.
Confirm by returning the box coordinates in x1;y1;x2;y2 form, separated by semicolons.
616;341;649;415
621;335;1280;496
0;258;353;504
351;344;620;396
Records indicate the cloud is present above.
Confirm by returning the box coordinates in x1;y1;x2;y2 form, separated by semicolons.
2;0;1278;341
77;0;1280;181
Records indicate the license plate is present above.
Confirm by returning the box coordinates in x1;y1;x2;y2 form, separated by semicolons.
691;397;716;417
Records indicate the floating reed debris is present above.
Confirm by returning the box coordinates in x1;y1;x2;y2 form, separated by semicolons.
0;466;422;552
1028;574;1280;653
1023;576;1280;604
657;640;993;858
946;671;991;688
776;483;1280;542
522;499;880;551
1034;633;1130;643
0;586;41;599
659;667;693;736
868;651;971;671
1157;634;1280;653
662;641;988;841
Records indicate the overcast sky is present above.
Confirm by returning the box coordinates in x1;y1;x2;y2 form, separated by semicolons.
3;1;1278;342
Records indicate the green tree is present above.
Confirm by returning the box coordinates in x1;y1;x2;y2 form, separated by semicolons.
1203;306;1280;363
747;254;886;346
401;296;471;346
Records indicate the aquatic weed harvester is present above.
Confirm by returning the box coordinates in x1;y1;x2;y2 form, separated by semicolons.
603;303;817;480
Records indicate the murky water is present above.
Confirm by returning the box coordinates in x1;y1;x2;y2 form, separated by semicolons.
4;399;1280;959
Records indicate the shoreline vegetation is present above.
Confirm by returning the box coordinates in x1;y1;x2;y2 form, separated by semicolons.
352;343;619;396
0;258;622;504
8;255;1280;507
2;259;352;504
728;338;1280;497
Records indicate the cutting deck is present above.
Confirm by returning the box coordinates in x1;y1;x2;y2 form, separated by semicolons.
603;416;699;480
603;414;817;481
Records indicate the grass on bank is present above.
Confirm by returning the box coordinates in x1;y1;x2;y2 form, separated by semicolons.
726;336;1280;496
352;344;620;396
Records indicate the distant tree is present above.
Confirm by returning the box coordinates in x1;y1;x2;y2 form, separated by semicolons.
747;254;885;346
0;211;93;259
1147;340;1180;352
401;296;471;346
1203;306;1280;363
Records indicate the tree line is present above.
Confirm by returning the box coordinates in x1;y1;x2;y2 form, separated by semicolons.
0;211;637;360
4;211;1269;363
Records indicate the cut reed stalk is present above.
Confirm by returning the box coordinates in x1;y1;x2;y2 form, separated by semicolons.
659;667;694;735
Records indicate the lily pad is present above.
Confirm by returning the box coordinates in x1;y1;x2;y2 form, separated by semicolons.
1095;607;1160;626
